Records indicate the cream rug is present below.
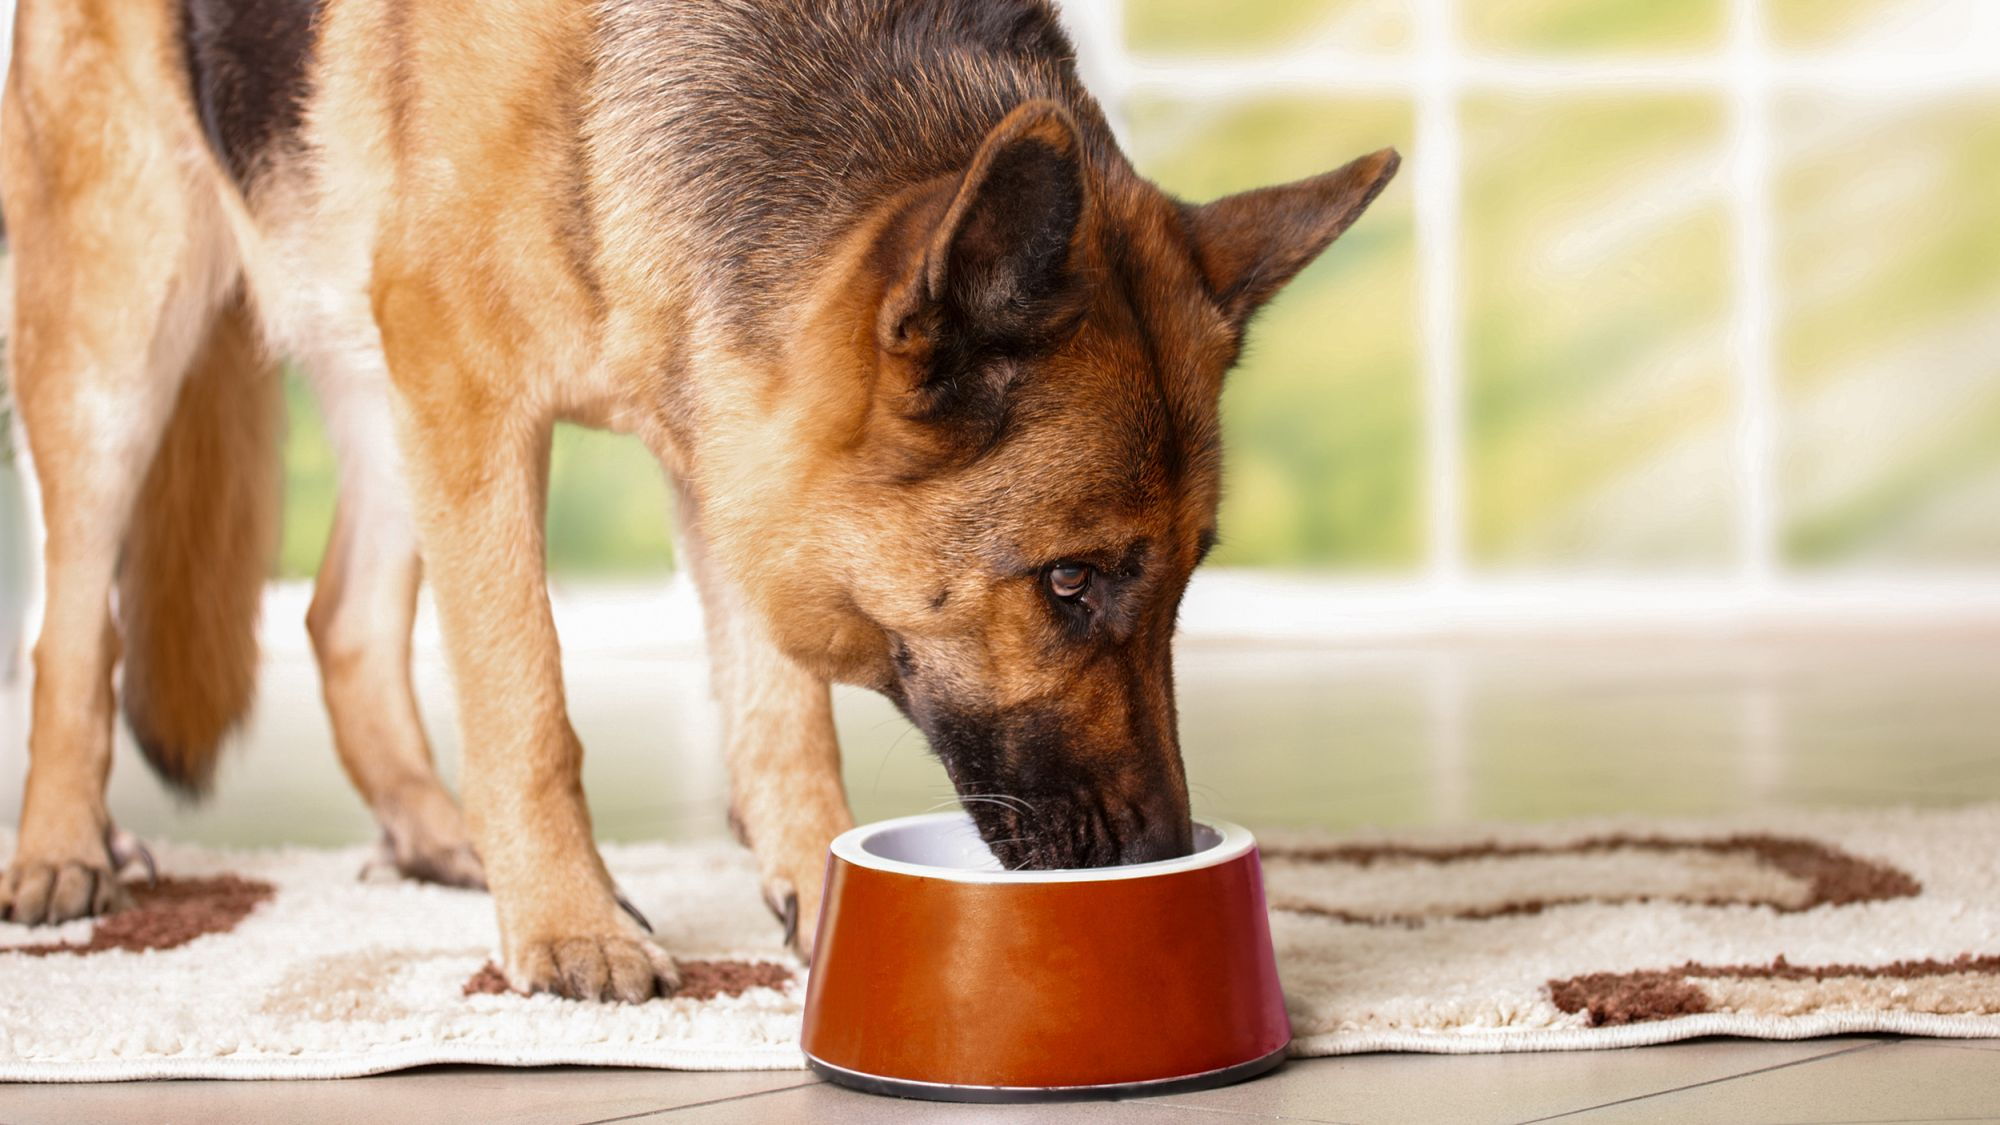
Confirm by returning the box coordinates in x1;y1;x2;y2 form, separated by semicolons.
4;804;1998;1080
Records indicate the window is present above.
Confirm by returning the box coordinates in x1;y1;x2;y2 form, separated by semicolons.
1070;0;2000;622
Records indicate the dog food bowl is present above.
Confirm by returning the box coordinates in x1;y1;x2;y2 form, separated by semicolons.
800;812;1290;1102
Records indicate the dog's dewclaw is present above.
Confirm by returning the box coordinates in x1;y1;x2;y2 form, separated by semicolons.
614;887;655;934
106;828;159;887
763;878;801;950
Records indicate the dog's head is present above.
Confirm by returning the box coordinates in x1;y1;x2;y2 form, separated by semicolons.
735;101;1396;869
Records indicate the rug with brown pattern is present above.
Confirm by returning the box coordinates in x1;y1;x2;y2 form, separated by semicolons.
3;804;1997;1079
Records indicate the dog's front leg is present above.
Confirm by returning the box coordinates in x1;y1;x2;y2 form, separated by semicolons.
390;385;677;1002
676;490;851;960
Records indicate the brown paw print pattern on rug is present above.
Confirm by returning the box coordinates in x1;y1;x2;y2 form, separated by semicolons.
0;873;792;1008
462;958;794;1002
5;876;273;956
1550;953;2000;1026
1263;831;2000;1027
1261;833;1921;925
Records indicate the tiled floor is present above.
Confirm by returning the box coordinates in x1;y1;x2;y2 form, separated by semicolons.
4;1039;1996;1123
4;597;2000;1123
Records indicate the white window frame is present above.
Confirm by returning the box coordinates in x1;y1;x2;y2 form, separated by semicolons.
1064;0;2000;636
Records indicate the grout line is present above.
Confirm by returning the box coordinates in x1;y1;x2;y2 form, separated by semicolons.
571;1079;824;1125
1509;1040;1894;1124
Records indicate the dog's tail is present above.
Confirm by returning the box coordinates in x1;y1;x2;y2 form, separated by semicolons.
119;297;282;795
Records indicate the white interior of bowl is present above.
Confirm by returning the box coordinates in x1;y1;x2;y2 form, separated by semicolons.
831;811;1252;883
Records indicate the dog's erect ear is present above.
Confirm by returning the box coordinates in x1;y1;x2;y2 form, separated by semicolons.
878;100;1089;376
1186;147;1400;330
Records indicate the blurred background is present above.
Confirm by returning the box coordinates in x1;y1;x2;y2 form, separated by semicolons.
253;0;2000;585
1078;0;2000;581
4;0;2000;852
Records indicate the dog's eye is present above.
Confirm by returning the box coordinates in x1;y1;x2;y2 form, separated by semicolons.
1048;563;1092;600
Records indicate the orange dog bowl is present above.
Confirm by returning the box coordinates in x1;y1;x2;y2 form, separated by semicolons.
801;813;1290;1102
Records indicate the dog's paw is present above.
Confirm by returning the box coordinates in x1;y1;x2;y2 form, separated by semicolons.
1;856;131;925
508;933;681;1003
1;824;150;926
361;785;488;889
360;833;486;890
731;783;846;961
748;827;838;961
761;868;825;963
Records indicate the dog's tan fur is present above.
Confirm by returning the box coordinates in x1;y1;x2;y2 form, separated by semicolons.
2;0;1396;1001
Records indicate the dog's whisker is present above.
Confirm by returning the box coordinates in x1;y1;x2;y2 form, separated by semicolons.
1187;783;1225;808
869;726;922;795
951;788;1037;815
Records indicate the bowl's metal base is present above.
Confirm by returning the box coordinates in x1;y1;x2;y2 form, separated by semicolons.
804;1041;1291;1104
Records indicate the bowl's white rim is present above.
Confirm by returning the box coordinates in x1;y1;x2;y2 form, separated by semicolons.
830;811;1255;884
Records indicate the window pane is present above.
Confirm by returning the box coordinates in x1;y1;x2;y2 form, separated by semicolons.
1460;0;1725;54
1768;0;2000;53
1125;96;1421;569
1462;95;1735;569
279;401;678;579
545;426;676;575
1777;96;2000;568
278;370;336;579
1124;0;1410;57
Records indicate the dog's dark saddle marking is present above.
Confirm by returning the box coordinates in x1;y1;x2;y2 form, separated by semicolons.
182;0;323;187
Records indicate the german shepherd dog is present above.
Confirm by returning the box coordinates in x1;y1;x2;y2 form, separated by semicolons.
1;0;1395;1000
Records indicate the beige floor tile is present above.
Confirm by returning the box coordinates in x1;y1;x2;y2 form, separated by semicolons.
1139;1041;1875;1125
625;1079;1260;1124
0;1067;820;1125
1553;1041;2000;1124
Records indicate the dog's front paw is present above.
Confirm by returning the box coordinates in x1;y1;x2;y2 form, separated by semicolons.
760;852;829;963
1;821;148;925
2;854;130;925
508;933;681;1003
1;856;131;920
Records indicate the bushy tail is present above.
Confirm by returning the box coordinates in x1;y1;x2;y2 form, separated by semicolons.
119;297;281;795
